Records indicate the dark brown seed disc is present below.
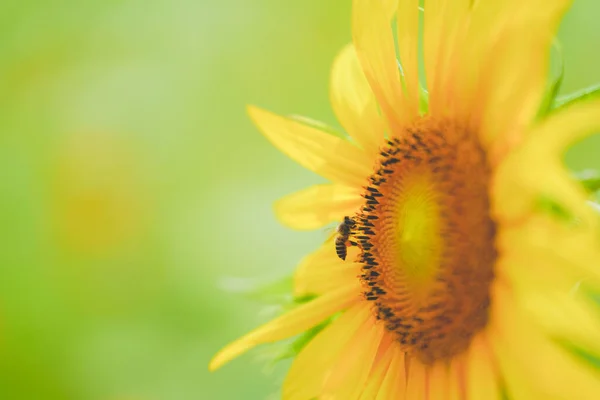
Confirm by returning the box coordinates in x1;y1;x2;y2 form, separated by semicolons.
352;117;496;364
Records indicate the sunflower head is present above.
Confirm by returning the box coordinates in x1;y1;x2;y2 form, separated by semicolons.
211;0;600;398
351;117;496;364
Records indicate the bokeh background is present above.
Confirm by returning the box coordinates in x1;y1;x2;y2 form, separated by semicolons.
1;1;599;399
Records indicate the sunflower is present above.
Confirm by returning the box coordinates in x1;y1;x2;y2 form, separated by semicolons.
211;0;600;398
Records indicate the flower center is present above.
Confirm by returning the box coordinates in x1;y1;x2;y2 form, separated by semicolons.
353;117;496;364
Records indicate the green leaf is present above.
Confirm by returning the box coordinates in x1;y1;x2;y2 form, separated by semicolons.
291;293;318;305
265;312;339;368
553;83;600;112
572;170;600;211
254;307;338;371
572;170;600;193
559;340;600;370
537;39;564;117
590;197;600;214
535;194;573;222
237;277;332;368
553;285;600;370
272;319;331;362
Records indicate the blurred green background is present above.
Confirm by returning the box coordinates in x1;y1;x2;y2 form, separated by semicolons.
0;1;599;399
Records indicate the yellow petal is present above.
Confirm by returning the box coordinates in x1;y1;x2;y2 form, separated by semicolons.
426;362;449;400
423;0;444;102
490;282;600;399
404;359;426;400
209;283;360;371
358;341;395;400
396;0;420;117
294;241;362;298
498;160;593;226
322;316;385;399
496;215;600;293
496;224;594;293
330;43;386;157
523;97;600;158
495;215;600;290
476;0;571;152
248;106;372;186
466;333;501;400
519;290;600;362
442;0;569;144
381;0;399;19
493;99;600;228
352;0;409;131
487;283;539;400
443;0;503;123
446;354;468;400
274;183;362;230
375;345;406;400
423;0;470;116
283;304;371;400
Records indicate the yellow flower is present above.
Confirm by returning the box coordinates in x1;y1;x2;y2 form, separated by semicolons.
211;0;600;398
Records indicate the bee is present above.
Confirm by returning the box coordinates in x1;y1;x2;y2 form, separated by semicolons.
335;216;356;261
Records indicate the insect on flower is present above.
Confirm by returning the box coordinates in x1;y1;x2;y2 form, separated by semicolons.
334;216;356;261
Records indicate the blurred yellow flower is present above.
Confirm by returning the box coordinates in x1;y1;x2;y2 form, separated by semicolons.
52;132;144;255
212;0;600;398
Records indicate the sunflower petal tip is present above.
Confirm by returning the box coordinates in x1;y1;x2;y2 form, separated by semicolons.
272;204;321;231
208;362;218;372
208;353;223;372
246;104;262;118
246;105;281;134
247;105;275;125
208;341;245;372
272;198;314;231
272;200;295;228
